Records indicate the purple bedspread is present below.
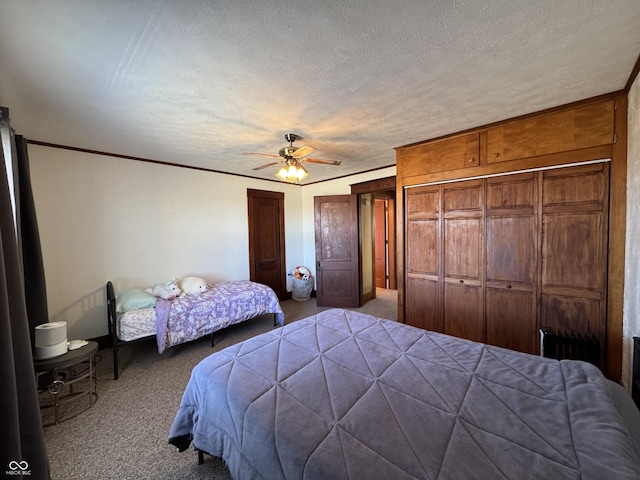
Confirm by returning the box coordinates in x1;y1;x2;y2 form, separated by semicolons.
155;280;284;353
169;309;640;479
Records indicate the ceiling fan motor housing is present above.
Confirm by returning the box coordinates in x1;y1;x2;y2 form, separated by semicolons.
279;146;298;159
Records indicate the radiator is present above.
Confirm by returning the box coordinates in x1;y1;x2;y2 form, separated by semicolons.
539;328;600;367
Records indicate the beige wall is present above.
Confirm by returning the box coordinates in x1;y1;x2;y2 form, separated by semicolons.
623;75;640;389
29;143;395;340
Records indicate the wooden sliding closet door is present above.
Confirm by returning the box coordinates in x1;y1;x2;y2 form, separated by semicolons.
405;186;441;331
540;163;609;364
442;180;484;342
485;173;538;354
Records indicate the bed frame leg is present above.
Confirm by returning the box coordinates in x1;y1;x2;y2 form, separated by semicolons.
197;449;204;465
210;332;215;348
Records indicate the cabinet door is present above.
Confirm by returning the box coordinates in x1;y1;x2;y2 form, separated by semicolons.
540;163;609;357
486;101;614;163
405;186;442;331
442;180;484;342
485;173;538;354
397;133;480;177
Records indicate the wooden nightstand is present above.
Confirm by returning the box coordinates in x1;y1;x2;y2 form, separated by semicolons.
34;340;98;426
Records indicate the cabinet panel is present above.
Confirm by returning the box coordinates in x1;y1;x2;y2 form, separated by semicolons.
486;216;535;284
406;277;441;331
486;288;536;354
542;212;605;291
444;283;483;342
487;101;614;163
397;133;480;177
444;218;482;279
486;173;535;211
542;164;607;208
540;295;603;339
406;188;440;218
444;181;483;212
407;219;439;275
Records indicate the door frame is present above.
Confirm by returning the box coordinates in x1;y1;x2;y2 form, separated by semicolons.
351;176;397;296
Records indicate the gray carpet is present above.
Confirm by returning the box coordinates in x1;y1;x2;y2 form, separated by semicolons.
42;289;397;480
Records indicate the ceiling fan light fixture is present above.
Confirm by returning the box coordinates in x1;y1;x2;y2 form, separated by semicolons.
276;160;308;183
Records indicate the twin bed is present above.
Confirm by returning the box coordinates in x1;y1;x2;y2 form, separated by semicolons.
106;280;284;379
169;308;640;479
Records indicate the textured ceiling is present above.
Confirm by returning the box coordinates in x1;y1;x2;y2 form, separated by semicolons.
1;1;639;184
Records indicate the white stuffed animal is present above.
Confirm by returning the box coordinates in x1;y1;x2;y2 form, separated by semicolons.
145;278;182;300
178;276;208;295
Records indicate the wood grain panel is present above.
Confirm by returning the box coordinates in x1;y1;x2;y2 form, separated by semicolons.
486;288;536;354
444;283;483;342
407;219;439;275
487;101;614;163
444;218;482;279
397;133;479;177
406;277;441;331
542;212;605;291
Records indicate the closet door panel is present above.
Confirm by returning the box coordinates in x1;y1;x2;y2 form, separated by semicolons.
444;282;483;342
406;277;441;331
486;288;536;353
444;218;482;279
442;180;484;342
486;215;535;284
405;185;442;330
407;219;439;275
540;163;609;365
542;212;605;291
485;172;537;353
540;295;602;337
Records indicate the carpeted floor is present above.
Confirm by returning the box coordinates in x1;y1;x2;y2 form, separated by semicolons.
42;289;397;480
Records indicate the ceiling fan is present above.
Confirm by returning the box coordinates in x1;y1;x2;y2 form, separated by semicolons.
247;133;341;182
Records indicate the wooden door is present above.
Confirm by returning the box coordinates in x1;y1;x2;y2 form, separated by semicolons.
247;189;286;299
442;180;484;342
405;185;442;331
540;163;609;364
314;195;361;307
485;173;538;354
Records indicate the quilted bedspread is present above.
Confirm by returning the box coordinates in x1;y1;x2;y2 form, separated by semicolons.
168;309;640;479
156;280;284;353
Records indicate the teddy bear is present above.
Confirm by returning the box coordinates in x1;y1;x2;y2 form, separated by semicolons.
178;276;209;295
145;278;182;300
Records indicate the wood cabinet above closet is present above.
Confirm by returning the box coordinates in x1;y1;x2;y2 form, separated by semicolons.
397;132;479;178
486;101;615;164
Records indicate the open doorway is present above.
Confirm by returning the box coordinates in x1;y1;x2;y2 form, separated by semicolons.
351;177;397;304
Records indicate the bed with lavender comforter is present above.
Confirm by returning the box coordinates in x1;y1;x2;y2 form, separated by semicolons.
155;280;284;353
168;308;640;479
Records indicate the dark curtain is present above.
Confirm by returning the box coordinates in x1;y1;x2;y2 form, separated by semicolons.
0;112;50;478
16;135;49;339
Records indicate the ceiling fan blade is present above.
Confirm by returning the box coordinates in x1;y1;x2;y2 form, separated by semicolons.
252;160;284;171
292;145;316;159
304;157;342;166
245;152;280;159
